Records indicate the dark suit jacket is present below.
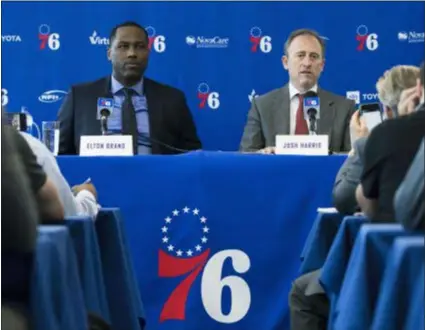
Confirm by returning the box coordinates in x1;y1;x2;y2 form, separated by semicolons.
332;137;368;214
57;76;202;155
239;84;356;152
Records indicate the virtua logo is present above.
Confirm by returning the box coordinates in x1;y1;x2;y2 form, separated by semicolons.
2;35;22;42
89;31;109;45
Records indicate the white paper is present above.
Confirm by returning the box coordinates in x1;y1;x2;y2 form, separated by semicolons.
317;207;338;213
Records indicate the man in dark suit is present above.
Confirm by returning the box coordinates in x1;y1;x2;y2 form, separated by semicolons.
239;29;355;153
58;21;202;155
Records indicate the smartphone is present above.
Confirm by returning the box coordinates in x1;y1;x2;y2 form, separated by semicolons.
359;103;382;131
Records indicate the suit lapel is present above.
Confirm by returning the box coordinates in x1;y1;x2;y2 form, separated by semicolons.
317;88;335;135
102;76;114;98
143;78;162;154
273;85;290;136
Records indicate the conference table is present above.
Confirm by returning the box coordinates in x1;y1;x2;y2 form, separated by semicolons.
57;151;346;330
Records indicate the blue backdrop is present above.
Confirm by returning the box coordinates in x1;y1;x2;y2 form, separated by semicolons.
1;1;424;150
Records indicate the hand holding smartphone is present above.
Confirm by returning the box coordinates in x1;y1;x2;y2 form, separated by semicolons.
359;103;382;131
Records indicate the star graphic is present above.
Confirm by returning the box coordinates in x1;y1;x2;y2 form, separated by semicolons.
161;206;210;257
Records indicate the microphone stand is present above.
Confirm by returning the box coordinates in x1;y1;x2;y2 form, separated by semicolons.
309;115;317;135
100;116;108;136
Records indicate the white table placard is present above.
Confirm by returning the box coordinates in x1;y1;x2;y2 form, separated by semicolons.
275;135;329;155
79;135;133;156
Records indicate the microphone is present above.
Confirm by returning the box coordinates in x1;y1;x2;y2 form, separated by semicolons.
100;108;111;135
97;98;114;135
303;91;320;135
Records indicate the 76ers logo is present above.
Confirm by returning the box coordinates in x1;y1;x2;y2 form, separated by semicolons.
159;207;251;323
146;26;166;53
197;83;220;110
250;26;272;53
2;88;9;106
356;25;379;51
39;24;60;51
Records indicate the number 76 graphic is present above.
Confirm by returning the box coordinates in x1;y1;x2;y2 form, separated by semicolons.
158;249;251;324
356;25;379;51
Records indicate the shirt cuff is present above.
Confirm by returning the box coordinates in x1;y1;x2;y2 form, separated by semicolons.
75;189;100;219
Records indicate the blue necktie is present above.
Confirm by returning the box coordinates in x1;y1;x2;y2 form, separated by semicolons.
121;88;138;155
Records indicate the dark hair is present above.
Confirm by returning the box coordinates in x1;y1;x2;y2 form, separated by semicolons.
109;21;148;44
420;61;424;87
284;28;326;57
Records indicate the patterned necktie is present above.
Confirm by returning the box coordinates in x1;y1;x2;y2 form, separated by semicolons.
121;88;138;154
295;94;309;135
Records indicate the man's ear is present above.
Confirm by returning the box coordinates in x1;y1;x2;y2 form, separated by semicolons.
107;47;111;61
320;57;326;72
282;55;289;70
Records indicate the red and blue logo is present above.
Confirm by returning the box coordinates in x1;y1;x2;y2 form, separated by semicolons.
304;97;319;107
98;98;113;107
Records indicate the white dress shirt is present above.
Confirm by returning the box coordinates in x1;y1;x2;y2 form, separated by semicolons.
288;83;318;134
20;132;99;219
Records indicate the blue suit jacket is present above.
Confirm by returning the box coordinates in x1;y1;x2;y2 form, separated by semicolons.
57;76;202;155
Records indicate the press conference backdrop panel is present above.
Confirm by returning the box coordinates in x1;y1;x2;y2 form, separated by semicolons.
1;1;424;151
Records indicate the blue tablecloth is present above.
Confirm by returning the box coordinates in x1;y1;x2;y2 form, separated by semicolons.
58;152;346;330
65;216;110;322
334;224;420;329
371;236;425;330
95;209;145;330
299;211;344;275
318;215;369;329
405;268;425;330
31;226;87;330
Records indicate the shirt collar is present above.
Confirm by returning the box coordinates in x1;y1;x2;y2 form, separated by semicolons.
111;75;144;96
288;82;318;99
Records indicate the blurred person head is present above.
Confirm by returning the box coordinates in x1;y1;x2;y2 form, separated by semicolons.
282;29;326;93
376;64;420;118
